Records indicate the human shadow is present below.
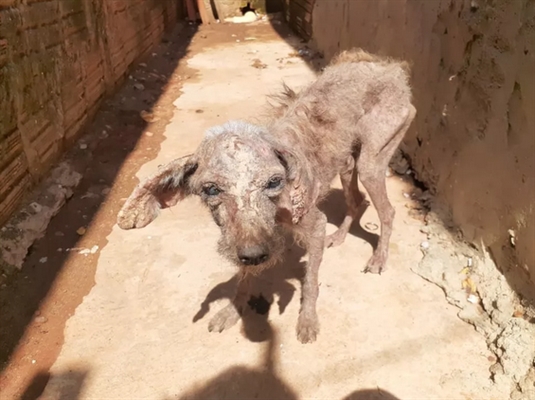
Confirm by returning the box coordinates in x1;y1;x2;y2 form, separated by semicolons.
193;236;306;330
342;388;402;400
19;367;88;400
176;314;297;400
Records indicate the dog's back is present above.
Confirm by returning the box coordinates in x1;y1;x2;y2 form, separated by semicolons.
330;48;411;72
268;48;413;188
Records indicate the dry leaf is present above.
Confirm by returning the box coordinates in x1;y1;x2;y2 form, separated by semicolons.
462;277;477;294
460;267;470;275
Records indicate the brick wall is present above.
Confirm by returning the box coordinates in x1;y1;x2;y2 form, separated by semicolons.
0;0;180;225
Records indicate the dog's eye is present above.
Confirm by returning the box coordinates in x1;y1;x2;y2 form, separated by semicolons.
202;184;221;196
266;176;283;189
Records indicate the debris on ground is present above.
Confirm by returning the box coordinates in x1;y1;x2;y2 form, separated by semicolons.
251;58;267;69
224;11;258;24
0;162;82;273
411;194;535;398
140;110;159;122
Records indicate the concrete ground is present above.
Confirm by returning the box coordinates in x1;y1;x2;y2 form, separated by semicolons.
2;21;509;400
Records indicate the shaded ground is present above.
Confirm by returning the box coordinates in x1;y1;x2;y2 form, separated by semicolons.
0;19;510;400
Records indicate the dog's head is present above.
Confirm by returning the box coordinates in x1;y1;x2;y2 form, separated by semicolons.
117;121;319;273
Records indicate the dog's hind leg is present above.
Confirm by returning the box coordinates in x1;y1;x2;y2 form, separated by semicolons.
324;156;367;248
357;104;416;274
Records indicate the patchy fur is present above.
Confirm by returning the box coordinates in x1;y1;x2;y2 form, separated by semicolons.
117;48;416;344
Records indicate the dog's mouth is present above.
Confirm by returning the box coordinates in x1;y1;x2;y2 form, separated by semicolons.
218;230;286;273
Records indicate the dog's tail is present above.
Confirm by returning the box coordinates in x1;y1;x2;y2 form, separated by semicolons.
330;48;412;74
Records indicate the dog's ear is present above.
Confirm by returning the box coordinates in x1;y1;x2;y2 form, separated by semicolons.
274;146;320;224
117;155;198;230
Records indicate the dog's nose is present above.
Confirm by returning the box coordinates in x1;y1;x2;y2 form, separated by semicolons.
238;245;269;266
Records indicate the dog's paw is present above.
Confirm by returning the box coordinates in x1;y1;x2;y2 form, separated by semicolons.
296;312;319;344
208;304;241;333
362;253;387;274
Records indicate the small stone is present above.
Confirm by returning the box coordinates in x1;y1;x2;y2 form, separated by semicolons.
79;249;91;255
31;360;36;364
39;257;48;264
134;83;145;91
30;202;42;213
76;227;86;236
139;63;147;68
420;241;430;250
140;110;158;122
508;229;516;247
467;257;473;267
467;294;479;304
35;316;47;324
79;143;88;150
385;169;393;177
90;245;99;254
403;192;411;199
57;248;62;252
145;131;154;137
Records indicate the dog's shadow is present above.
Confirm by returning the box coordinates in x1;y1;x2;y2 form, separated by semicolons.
192;189;377;338
192;240;306;338
320;188;379;250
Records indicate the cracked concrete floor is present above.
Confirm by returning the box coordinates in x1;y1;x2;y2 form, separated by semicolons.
17;22;509;400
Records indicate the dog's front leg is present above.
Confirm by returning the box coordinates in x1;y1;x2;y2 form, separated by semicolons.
209;271;251;333
296;208;327;343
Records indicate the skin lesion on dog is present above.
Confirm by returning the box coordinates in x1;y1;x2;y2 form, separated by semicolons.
117;48;417;344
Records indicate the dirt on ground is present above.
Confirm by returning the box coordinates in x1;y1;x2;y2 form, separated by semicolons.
0;17;519;400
